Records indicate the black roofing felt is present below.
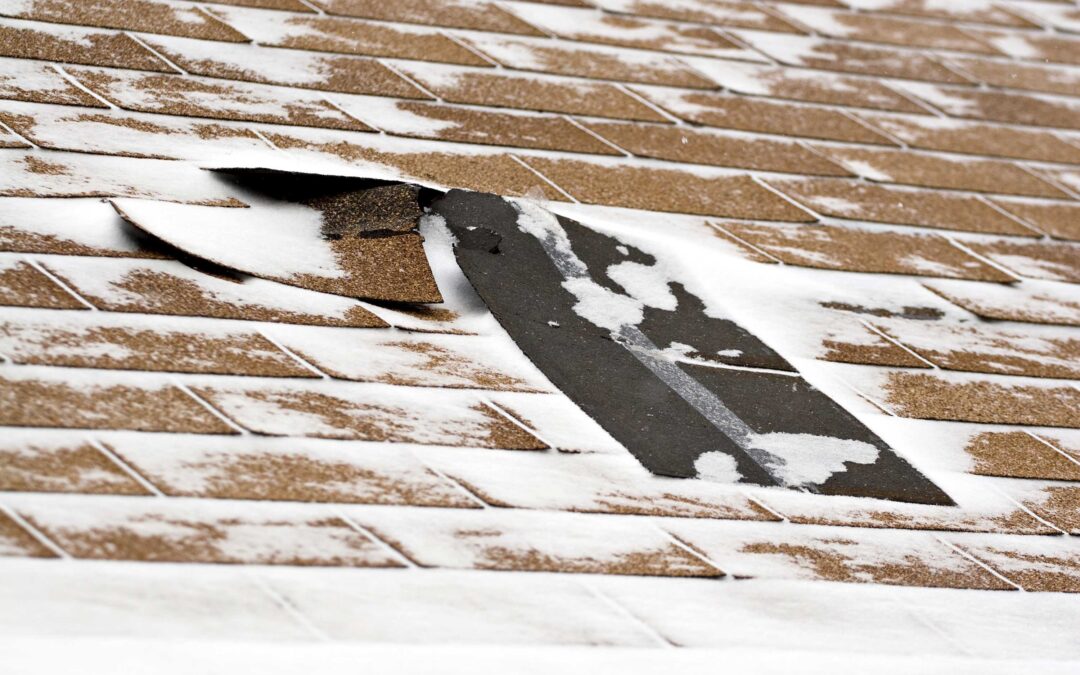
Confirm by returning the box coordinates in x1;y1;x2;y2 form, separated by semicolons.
433;190;953;506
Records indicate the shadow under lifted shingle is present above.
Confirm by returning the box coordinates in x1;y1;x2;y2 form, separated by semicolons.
431;190;952;506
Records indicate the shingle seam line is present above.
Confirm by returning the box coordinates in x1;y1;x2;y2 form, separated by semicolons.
87;437;167;497
332;508;419;569
247;571;333;642
22;257;98;310
171;379;250;435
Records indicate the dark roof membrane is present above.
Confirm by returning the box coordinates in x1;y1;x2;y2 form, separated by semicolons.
432;189;954;506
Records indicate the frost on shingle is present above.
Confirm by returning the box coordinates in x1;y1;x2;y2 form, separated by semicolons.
0;102;280;162
0;19;171;72
106;433;478;507
0;56;109;108
349;505;722;576
949;532;1080;593
964;238;1080;284
212;5;488;65
0;0;251;42
193;379;546;448
0;366;239;434
0;258;88;310
13;495;405;566
38;257;387;327
717;222;1014;281
871;316;1080;379
759;171;1026;233
923;278;1080;327
0;309;317;377
663;519;1014;589
0;151;245;205
508;2;762;59
140;33;431;99
989;198;1080;242
269;326;552;391
847;365;1080;428
398;62;670;122
0;430;149;495
421;446;778;520
67;67;372;132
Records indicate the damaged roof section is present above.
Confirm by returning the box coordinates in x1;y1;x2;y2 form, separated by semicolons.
112;168;443;304
431;190;951;506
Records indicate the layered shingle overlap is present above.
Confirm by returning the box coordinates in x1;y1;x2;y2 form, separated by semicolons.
0;0;1079;664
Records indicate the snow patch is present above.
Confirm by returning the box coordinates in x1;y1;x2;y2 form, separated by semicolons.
749;432;881;487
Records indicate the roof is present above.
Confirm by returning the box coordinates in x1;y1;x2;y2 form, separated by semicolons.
1;0;1080;670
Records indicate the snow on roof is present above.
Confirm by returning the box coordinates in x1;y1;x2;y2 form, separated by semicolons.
0;0;1079;668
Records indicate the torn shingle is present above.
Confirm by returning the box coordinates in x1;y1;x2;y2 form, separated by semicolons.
433;191;951;504
111;173;442;304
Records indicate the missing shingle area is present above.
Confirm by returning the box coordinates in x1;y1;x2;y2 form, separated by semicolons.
432;190;953;506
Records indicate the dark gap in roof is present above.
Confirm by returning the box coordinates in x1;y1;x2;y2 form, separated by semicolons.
432;189;954;506
210;168;423;238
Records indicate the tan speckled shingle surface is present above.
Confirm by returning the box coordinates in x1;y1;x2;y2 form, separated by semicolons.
1;0;1079;659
